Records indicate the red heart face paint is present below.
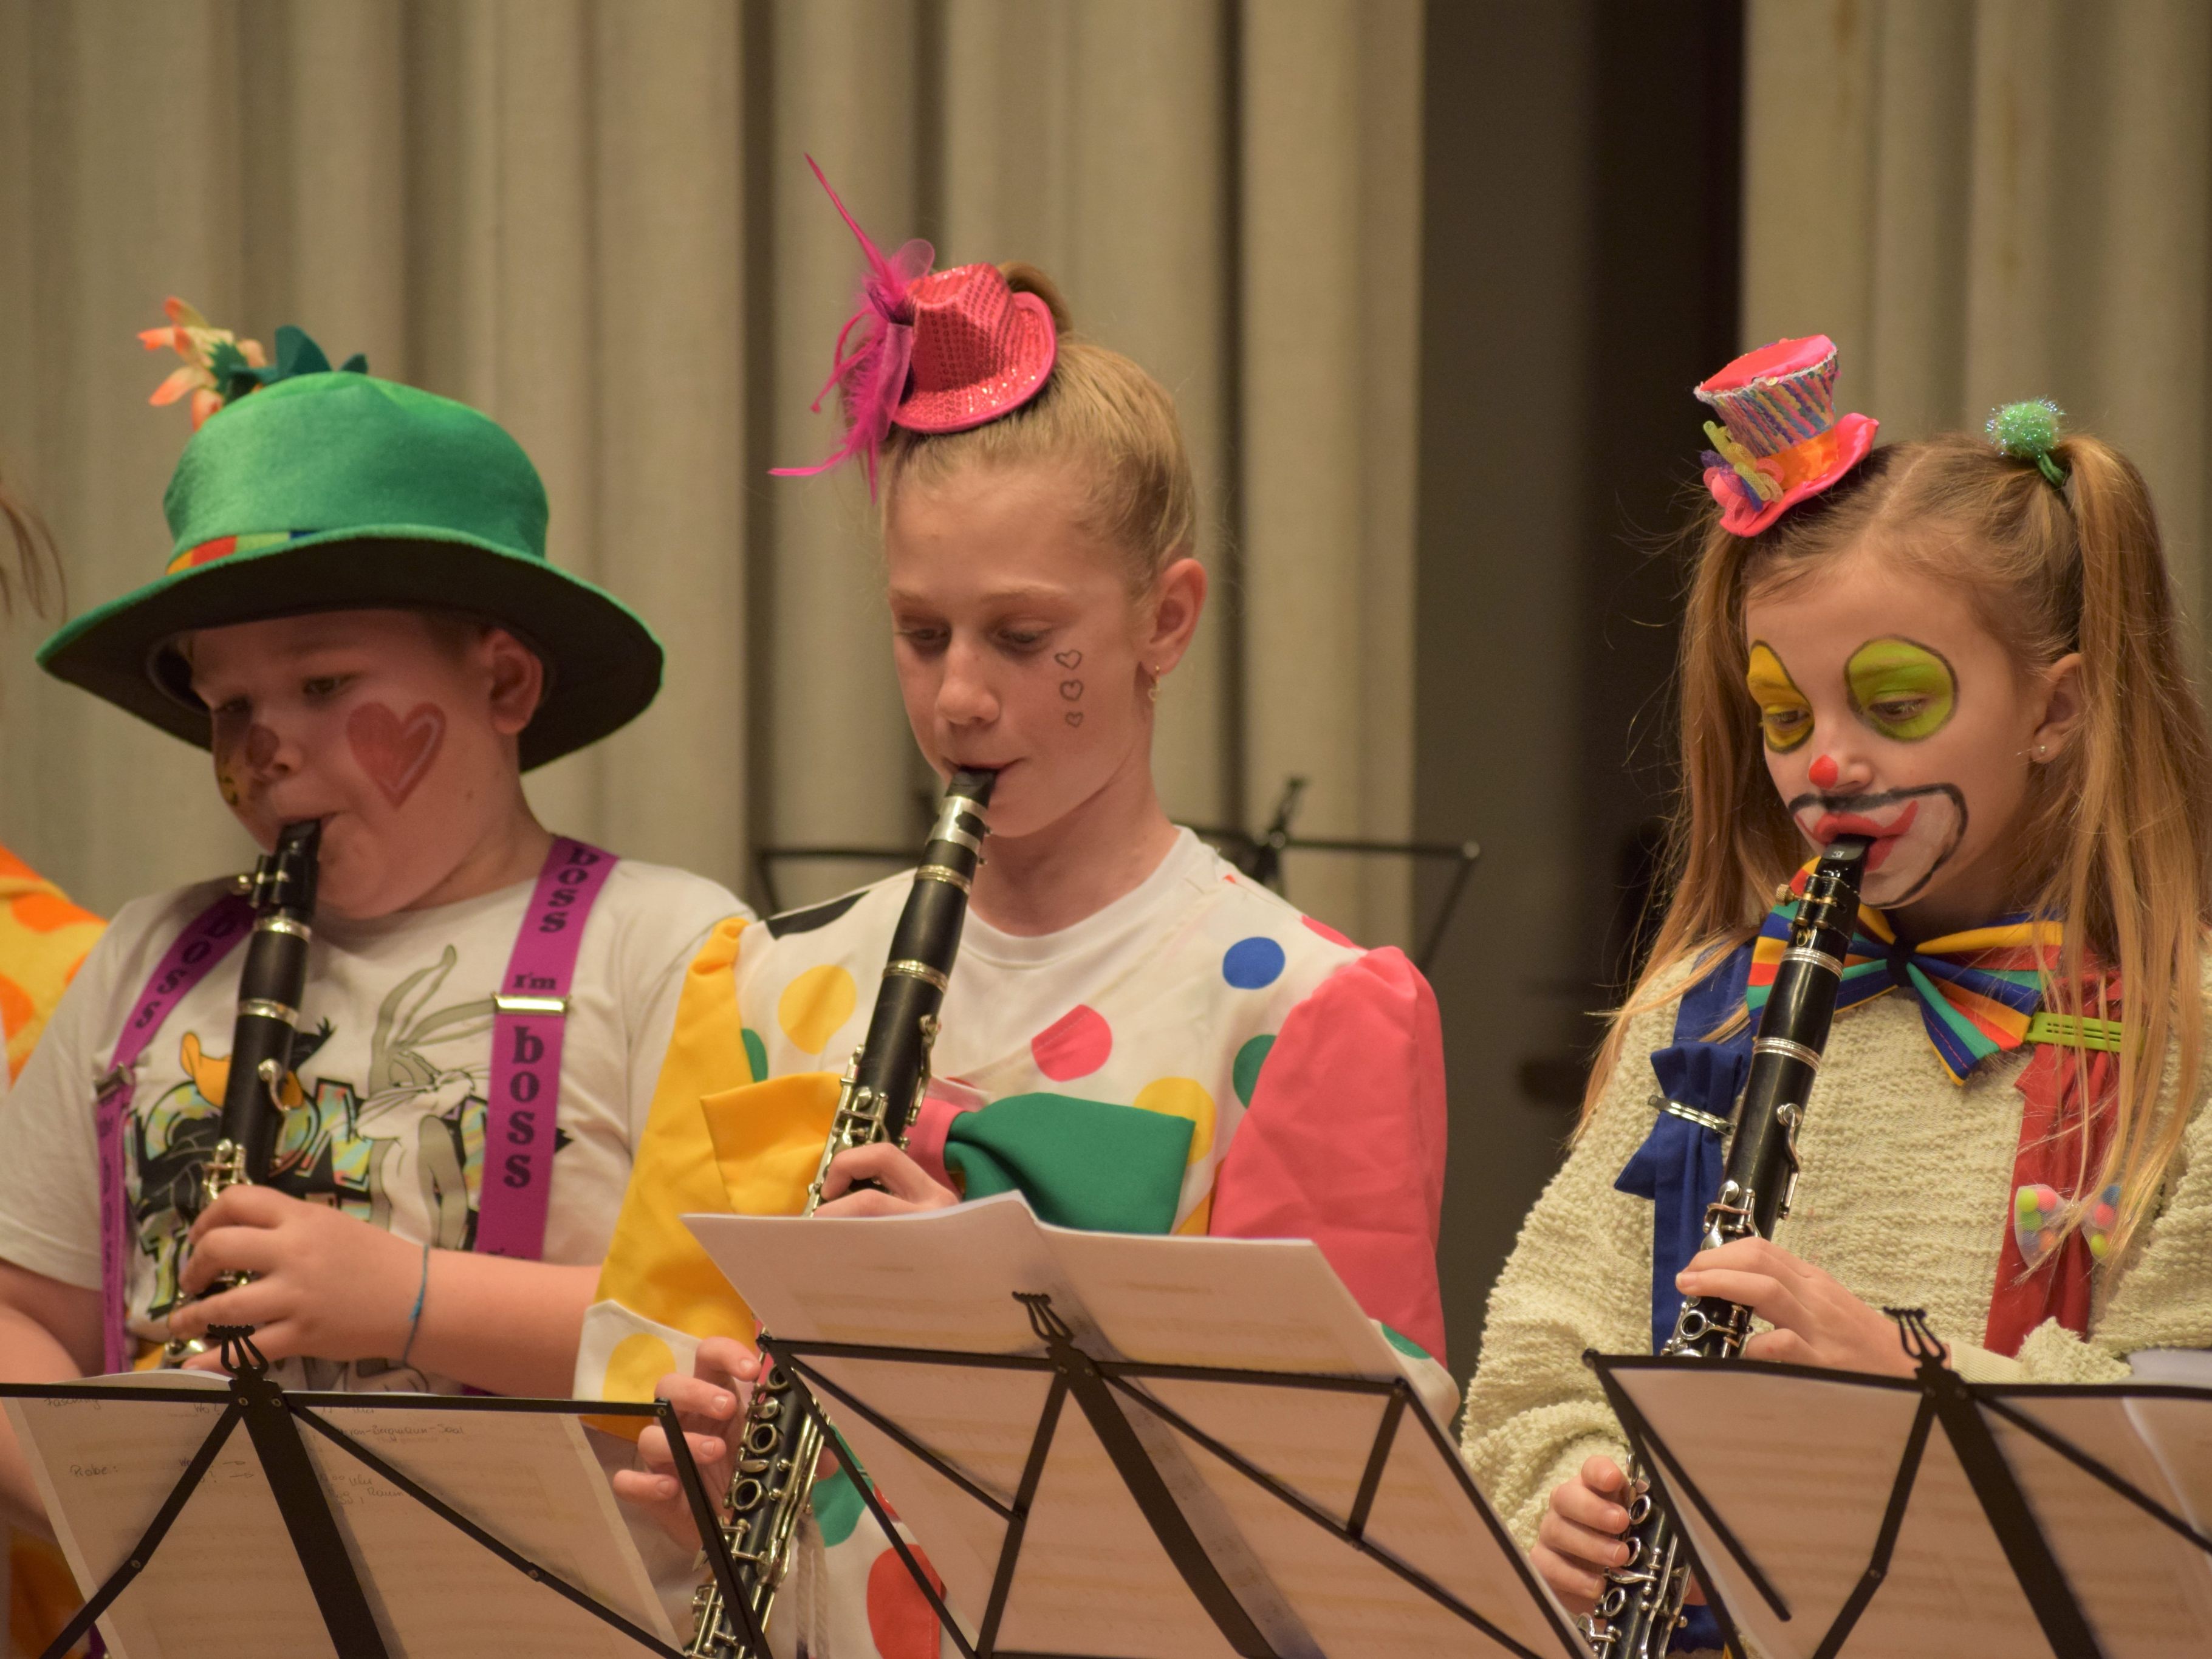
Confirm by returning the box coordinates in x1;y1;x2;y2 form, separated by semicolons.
347;702;447;806
185;611;530;920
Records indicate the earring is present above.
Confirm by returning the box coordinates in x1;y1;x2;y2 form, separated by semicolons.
1146;665;1162;704
2036;743;2049;758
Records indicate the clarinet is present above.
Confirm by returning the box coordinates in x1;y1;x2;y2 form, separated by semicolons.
686;768;996;1659
1584;833;1869;1658
163;818;323;1366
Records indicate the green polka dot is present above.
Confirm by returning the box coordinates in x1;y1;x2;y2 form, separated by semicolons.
1233;1034;1275;1106
812;1466;865;1546
742;1027;768;1084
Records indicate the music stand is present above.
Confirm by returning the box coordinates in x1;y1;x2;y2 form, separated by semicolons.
756;1291;1582;1659
1;1327;744;1659
1589;1311;2212;1659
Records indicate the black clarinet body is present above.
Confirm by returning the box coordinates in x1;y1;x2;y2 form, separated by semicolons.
162;818;321;1364
1586;834;1869;1658
687;768;995;1659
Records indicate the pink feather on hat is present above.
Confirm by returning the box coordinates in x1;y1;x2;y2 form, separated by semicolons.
772;156;937;494
774;158;1058;492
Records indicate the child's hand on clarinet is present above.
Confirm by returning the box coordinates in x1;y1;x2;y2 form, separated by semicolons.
1676;1237;1928;1375
1533;1455;1708;1613
168;1185;422;1367
615;1336;762;1544
813;1143;959;1217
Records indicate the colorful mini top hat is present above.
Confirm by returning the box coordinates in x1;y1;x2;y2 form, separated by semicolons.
38;301;662;770
775;158;1057;490
1696;335;1878;536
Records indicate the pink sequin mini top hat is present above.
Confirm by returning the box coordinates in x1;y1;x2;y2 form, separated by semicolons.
775;157;1058;491
1696;335;1877;535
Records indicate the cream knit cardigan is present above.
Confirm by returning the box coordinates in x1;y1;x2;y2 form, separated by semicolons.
1459;954;2212;1552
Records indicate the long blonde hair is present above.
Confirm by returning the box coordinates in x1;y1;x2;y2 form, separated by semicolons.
1592;430;2212;1260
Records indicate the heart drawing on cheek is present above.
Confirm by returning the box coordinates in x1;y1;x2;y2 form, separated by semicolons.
1066;711;1084;727
348;702;447;806
1060;680;1083;701
1054;649;1083;669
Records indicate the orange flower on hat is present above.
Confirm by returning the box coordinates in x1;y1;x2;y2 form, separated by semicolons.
137;296;267;429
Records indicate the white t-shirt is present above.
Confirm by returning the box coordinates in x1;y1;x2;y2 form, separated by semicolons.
932;827;1221;1075
0;856;744;1392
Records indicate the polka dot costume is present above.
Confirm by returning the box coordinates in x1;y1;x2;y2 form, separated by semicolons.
580;830;1449;1659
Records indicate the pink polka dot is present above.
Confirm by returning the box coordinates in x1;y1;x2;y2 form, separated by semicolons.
1031;1005;1112;1080
1303;915;1358;949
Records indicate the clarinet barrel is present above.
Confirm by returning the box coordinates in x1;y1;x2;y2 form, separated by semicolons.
1585;833;1869;1658
686;768;995;1659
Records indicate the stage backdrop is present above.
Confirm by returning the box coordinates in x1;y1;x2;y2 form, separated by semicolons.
0;0;1422;946
1742;0;2212;636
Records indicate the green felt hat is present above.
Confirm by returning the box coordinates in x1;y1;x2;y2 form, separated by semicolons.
39;330;662;770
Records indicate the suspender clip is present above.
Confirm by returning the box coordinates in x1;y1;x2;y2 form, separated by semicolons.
495;993;568;1016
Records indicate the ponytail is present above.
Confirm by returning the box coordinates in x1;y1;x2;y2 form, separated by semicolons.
2030;436;2211;1256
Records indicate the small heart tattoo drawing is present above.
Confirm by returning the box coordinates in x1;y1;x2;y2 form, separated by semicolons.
1065;711;1084;727
348;700;447;806
1060;680;1084;701
1054;649;1083;668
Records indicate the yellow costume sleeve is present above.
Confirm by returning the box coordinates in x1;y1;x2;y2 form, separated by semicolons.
0;845;104;1080
577;918;842;1421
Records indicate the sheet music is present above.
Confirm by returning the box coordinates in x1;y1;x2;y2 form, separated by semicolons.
7;1379;674;1659
686;1193;1584;1659
1603;1360;2212;1659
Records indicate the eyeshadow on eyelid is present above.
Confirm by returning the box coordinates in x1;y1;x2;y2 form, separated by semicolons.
1744;641;1813;752
1845;637;1957;741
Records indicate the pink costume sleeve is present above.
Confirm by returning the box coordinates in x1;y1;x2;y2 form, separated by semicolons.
1210;945;1450;1363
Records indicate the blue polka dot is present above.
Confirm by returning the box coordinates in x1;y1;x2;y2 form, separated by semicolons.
1222;936;1286;990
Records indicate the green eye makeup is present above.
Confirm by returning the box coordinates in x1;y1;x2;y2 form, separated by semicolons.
1745;642;1813;753
1846;637;1957;741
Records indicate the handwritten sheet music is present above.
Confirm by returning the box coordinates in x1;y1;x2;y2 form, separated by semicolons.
6;1378;673;1659
686;1192;1583;1659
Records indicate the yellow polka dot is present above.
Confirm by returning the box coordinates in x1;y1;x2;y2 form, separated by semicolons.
1134;1076;1216;1165
778;964;857;1055
604;1331;678;1404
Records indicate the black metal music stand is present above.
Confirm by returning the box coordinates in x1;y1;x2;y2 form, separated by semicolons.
756;1293;1583;1659
1589;1312;2212;1659
0;1328;744;1659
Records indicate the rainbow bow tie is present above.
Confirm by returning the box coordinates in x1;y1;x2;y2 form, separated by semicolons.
1747;864;2061;1083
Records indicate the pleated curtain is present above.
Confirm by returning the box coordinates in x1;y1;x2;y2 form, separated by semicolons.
0;0;1424;948
1742;0;2212;634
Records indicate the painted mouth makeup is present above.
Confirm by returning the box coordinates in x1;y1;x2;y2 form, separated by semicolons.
1787;783;1967;904
1811;801;1920;870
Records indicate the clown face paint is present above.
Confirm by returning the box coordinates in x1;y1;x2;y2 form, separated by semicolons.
1744;547;2072;932
1786;781;1967;900
190;609;540;919
1745;641;1813;752
1845;637;1957;741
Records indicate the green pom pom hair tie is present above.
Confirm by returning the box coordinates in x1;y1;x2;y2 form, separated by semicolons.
1987;398;2070;491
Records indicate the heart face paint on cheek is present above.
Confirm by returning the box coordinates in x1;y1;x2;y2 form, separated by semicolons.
348;702;447;806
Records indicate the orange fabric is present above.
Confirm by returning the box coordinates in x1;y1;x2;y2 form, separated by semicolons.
0;845;102;1657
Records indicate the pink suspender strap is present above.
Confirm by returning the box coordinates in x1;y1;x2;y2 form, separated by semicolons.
475;838;618;1260
94;894;254;1373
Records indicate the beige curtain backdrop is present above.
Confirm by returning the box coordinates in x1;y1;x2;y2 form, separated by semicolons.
1742;0;2212;631
0;0;1423;946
